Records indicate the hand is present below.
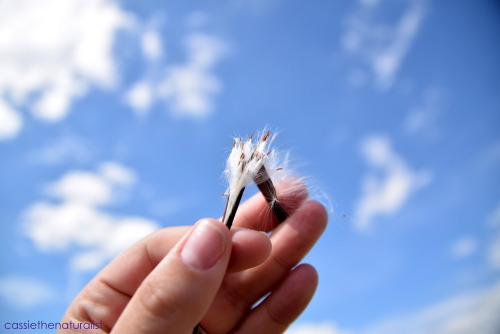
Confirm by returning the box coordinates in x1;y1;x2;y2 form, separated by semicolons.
59;181;328;333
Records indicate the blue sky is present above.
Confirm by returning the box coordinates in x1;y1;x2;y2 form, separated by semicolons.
1;0;499;333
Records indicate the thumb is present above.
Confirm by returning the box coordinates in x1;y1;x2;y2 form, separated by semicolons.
111;219;231;334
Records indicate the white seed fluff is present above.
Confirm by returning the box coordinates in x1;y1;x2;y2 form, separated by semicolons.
223;130;275;221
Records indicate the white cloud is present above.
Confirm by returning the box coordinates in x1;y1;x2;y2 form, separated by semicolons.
99;161;136;186
44;161;135;206
0;0;132;138
25;201;112;251
0;4;227;134
23;162;159;271
125;31;228;118
292;281;500;334
70;216;158;271
141;30;163;61
404;87;446;138
353;135;431;230
125;80;154;114
0;98;22;139
158;32;227;117
450;237;477;259
341;0;426;90
0;275;55;309
47;171;114;205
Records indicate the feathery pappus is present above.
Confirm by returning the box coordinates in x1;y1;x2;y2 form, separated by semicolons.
222;129;288;228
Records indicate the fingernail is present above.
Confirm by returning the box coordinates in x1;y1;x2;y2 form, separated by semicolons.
181;220;226;270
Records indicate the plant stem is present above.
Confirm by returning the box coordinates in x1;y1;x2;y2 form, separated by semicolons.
254;165;288;222
222;187;246;229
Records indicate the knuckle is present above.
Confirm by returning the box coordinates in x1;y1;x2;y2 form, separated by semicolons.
136;278;181;321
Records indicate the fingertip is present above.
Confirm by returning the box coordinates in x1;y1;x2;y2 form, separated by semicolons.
301;200;329;234
196;217;230;234
179;218;231;271
294;263;319;290
190;218;232;248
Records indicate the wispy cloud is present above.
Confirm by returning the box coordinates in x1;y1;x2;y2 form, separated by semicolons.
0;275;55;310
291;280;500;334
487;202;500;270
125;30;228;118
22;162;159;272
0;99;22;140
341;0;426;90
488;235;500;270
361;280;500;334
487;202;500;229
450;236;477;259
25;135;92;165
0;0;132;139
403;86;447;138
141;29;164;61
157;32;228;117
125;80;155;114
353;135;431;230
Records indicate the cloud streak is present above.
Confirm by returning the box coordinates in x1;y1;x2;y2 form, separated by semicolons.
26;135;92;165
290;280;500;334
450;236;477;259
353;135;431;230
487;202;500;270
0;98;22;139
125;30;228;118
341;0;426;90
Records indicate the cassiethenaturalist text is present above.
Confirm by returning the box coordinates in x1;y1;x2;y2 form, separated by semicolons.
3;320;103;330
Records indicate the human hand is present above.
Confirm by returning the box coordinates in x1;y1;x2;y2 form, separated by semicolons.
59;181;328;334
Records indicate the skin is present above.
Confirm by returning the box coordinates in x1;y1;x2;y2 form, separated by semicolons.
58;181;328;334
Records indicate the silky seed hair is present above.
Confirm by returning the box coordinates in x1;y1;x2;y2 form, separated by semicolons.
222;129;278;227
222;128;310;229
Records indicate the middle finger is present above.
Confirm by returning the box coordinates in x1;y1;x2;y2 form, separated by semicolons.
201;200;328;333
